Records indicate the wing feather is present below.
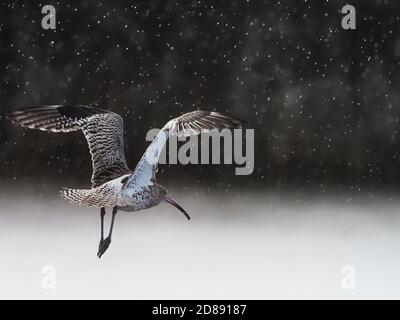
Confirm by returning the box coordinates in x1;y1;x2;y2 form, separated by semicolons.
124;110;243;189
8;105;131;187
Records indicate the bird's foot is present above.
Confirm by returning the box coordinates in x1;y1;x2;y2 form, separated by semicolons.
97;237;111;258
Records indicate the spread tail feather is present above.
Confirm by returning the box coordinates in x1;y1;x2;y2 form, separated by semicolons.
61;188;95;206
61;188;117;208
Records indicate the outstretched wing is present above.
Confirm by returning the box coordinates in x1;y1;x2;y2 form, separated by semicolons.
8;105;131;187
124;110;243;189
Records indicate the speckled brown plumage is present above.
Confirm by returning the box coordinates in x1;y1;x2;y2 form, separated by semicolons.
8;105;131;188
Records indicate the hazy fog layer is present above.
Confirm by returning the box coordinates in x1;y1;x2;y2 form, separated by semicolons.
1;190;400;299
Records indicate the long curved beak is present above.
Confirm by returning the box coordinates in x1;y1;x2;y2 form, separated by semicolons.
165;196;191;220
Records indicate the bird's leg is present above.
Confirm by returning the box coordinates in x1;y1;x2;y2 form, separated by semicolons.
97;207;106;258
100;207;105;241
97;207;118;258
108;206;118;239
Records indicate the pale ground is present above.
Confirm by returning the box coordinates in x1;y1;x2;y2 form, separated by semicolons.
1;190;400;299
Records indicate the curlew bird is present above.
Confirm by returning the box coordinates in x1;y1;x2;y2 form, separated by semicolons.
8;105;242;258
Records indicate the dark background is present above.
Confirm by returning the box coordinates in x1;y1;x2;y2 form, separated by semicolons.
1;0;400;193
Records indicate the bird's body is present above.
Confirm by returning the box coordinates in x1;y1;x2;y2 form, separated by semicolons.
8;105;242;257
63;174;166;212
